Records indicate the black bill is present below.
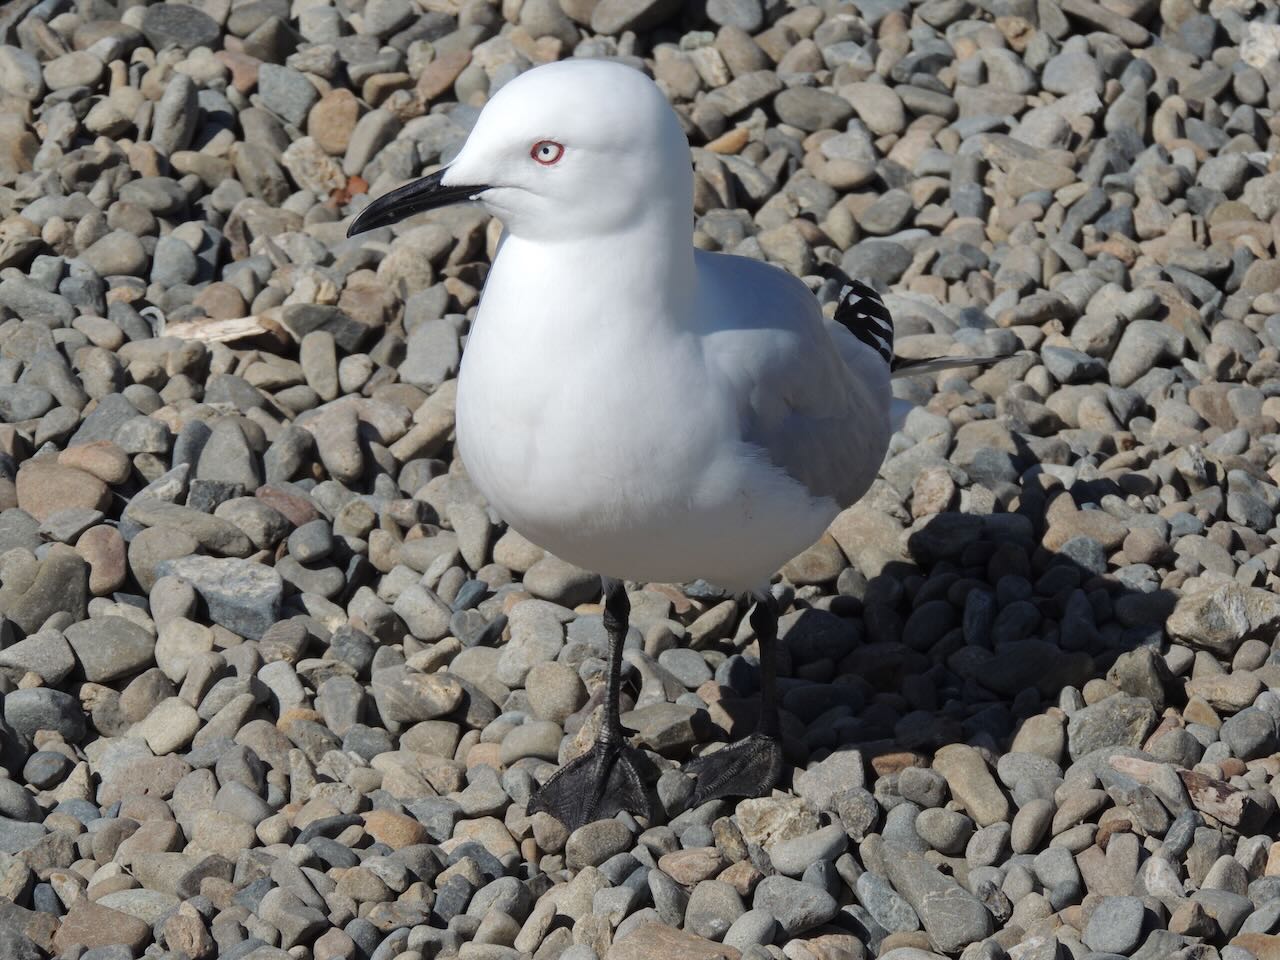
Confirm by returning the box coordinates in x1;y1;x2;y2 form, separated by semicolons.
346;168;487;237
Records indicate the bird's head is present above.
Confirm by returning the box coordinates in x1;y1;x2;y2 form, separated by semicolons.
346;58;692;243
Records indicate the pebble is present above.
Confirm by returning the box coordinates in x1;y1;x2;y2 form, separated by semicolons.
1083;895;1147;955
525;661;586;723
931;744;1009;828
1067;696;1158;760
685;879;744;940
259;63;320;127
1221;708;1278;761
1011;799;1053;854
522;555;599;606
724;908;776;950
63;616;155;683
915;808;973;855
792;748;865;811
610;923;739;960
566;819;632;870
401;319;462;389
4;688;86;743
773;87;852;132
140;4;221;51
0;631;75;686
15;461;110;522
370;666;463;724
883;848;994;953
753;875;838;936
659;847;725;885
156;556;283;640
767;824;847;876
53;900;151;954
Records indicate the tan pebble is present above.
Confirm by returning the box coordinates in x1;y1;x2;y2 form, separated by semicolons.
76;525;127;596
362;810;427;850
15;461;110;522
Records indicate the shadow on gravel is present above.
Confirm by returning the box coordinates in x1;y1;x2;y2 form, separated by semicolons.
703;494;1182;798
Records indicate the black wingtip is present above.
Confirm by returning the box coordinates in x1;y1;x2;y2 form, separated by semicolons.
833;278;894;365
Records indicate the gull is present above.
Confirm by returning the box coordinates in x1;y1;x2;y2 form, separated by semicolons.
348;58;1003;829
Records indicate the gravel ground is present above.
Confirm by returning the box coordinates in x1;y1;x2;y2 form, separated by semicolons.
1;1;1280;959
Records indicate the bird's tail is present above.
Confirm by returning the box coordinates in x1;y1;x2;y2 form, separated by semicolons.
819;264;1017;433
822;266;1012;378
888;354;1010;433
890;354;1010;378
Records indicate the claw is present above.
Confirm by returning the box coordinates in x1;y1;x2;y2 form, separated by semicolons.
684;732;784;808
528;737;656;830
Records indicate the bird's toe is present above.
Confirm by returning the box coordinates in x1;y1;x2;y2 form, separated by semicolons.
528;739;656;831
684;733;784;809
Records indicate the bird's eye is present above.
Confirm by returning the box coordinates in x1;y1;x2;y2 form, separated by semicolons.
531;140;564;166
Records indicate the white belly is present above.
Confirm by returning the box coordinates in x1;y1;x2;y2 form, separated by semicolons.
455;320;835;592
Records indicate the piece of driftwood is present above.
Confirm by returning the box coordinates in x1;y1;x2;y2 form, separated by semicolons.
1110;754;1267;832
1177;769;1265;830
163;315;275;343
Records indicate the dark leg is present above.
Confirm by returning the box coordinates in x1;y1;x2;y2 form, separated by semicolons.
528;577;655;829
684;590;784;807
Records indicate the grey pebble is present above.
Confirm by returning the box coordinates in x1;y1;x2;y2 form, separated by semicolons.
1083;896;1147;955
753;874;839;937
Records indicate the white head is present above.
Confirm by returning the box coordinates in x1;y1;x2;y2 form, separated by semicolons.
348;59;694;243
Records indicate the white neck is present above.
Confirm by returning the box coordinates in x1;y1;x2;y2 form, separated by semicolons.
482;220;697;336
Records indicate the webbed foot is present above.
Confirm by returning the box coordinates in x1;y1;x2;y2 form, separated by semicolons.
528;737;656;830
684;732;784;808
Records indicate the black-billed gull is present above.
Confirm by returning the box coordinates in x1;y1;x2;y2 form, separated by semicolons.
349;58;1003;829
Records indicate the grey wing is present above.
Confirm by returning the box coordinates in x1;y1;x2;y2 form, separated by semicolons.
746;377;892;508
699;253;893;508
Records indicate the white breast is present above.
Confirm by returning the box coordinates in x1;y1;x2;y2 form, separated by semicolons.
454;243;838;592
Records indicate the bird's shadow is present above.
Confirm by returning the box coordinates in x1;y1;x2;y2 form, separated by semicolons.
689;427;1183;815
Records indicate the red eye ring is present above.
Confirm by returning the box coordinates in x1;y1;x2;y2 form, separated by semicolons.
531;140;564;166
